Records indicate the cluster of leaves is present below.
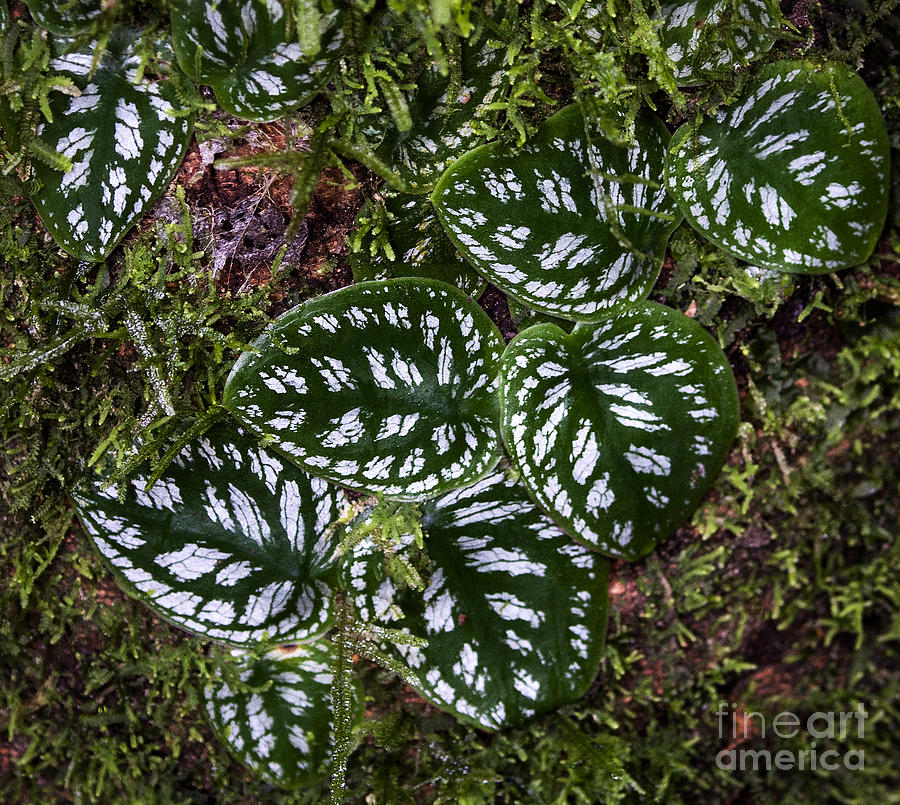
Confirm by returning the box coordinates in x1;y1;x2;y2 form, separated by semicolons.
0;0;534;261
70;278;619;791
3;236;897;802
67;47;889;787
1;0;900;796
0;0;819;261
351;295;900;804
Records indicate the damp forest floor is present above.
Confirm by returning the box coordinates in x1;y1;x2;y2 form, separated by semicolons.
2;5;900;805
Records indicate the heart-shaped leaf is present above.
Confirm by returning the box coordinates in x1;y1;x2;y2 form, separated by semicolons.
367;24;506;193
347;471;609;729
72;424;350;645
224;279;505;501
350;193;485;298
659;0;780;86
30;28;192;262
22;0;101;34
171;0;344;122
665;60;890;273
433;103;682;321
500;302;739;560
206;642;363;788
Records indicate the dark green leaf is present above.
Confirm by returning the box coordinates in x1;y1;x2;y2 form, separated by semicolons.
665;60;890;273
171;0;344;122
369;26;506;193
659;0;780;86
433;104;681;321
206;642;363;788
347;470;609;729
500;302;739;560
22;0;101;34
30;29;193;262
224;279;505;500
72;424;350;645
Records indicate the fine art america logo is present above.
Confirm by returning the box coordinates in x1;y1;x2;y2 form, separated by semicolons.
714;702;868;771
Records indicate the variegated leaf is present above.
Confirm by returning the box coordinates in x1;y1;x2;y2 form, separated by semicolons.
224;279;505;501
659;0;780;86
368;24;506;193
665;60;890;273
23;0;101;34
71;424;350;645
433;104;682;321
350;193;485;298
346;471;609;729
30;28;192;262
206;642;363;788
171;0;344;122
500;302;739;561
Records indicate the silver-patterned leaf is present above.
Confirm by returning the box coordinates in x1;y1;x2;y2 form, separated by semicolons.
30;28;192;262
171;0;344;122
350;192;486;298
665;60;891;273
23;0;101;34
72;423;350;645
500;302;739;560
206;642;363;788
347;471;609;729
224;279;505;501
433;103;682;321
659;0;780;86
